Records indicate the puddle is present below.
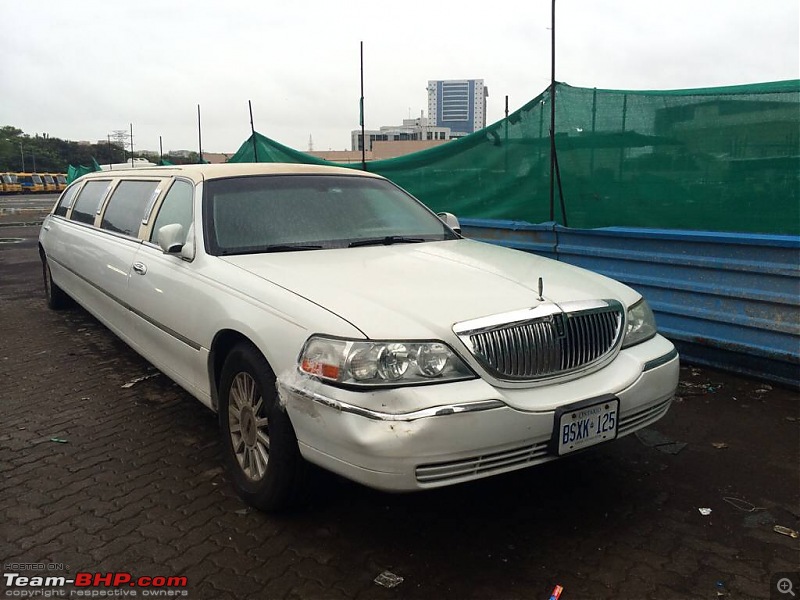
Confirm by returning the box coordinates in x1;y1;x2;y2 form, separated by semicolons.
0;208;48;214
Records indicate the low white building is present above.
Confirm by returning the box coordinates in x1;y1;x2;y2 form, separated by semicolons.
352;115;452;152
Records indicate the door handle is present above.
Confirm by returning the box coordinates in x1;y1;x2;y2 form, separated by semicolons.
132;262;147;275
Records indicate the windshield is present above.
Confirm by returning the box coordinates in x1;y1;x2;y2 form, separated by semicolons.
204;174;458;255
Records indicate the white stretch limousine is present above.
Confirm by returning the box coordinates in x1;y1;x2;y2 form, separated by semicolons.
39;164;679;510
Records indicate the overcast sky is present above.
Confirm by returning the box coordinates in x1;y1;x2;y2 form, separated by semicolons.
2;0;798;155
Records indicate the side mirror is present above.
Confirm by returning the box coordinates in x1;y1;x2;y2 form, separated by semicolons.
156;223;184;254
437;212;461;234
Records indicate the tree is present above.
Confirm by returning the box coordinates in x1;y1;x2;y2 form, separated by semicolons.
0;126;25;171
0;125;148;172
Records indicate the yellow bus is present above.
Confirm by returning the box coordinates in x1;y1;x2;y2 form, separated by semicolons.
54;173;67;192
1;173;23;194
41;173;57;192
17;172;45;193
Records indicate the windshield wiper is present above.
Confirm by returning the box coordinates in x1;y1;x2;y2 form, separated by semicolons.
264;244;323;252
348;236;427;248
221;244;323;255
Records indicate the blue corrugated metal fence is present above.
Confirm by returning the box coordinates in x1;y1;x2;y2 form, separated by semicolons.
460;219;800;387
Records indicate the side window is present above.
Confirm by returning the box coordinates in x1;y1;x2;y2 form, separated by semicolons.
70;181;112;225
150;180;193;244
101;180;161;237
54;183;82;217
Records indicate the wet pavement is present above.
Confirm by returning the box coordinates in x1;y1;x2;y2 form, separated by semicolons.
0;193;56;226
1;223;798;599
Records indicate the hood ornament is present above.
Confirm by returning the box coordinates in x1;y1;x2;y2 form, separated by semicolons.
537;277;544;302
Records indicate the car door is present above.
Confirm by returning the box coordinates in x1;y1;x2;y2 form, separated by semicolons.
126;178;212;403
91;179;165;342
51;179;135;330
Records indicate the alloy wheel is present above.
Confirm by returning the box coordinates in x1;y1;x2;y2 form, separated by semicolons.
227;372;271;481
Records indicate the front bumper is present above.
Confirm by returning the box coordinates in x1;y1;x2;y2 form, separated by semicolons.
280;335;679;491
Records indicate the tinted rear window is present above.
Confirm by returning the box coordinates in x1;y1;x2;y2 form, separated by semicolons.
101;180;161;237
70;181;111;225
54;183;82;217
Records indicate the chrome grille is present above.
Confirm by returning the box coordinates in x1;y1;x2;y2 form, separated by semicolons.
455;300;624;380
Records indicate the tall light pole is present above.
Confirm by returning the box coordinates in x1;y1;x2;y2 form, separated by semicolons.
549;0;556;221
197;105;203;163
360;41;366;171
249;100;258;162
548;0;568;226
20;143;25;171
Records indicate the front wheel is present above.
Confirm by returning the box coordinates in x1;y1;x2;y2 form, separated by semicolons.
219;342;305;511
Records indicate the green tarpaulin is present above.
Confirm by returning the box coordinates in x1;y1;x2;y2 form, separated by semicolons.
229;80;800;235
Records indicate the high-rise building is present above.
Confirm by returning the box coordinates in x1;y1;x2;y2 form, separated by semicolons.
427;79;488;137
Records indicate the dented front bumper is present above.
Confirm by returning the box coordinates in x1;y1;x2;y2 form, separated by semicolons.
280;335;679;491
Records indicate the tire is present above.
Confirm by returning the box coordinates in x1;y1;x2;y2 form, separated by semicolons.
42;256;69;310
219;342;305;511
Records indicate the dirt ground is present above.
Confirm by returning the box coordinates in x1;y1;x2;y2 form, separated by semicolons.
1;219;798;600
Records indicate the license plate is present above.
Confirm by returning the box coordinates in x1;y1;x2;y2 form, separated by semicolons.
554;395;619;455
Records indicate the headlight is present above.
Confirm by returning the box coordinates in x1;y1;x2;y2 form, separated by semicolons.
622;298;658;348
299;336;474;387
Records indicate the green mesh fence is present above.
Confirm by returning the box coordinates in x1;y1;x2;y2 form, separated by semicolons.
232;79;796;235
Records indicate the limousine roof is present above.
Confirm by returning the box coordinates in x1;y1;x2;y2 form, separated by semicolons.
75;162;385;184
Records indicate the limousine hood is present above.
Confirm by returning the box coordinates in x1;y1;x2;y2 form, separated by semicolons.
219;239;638;340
